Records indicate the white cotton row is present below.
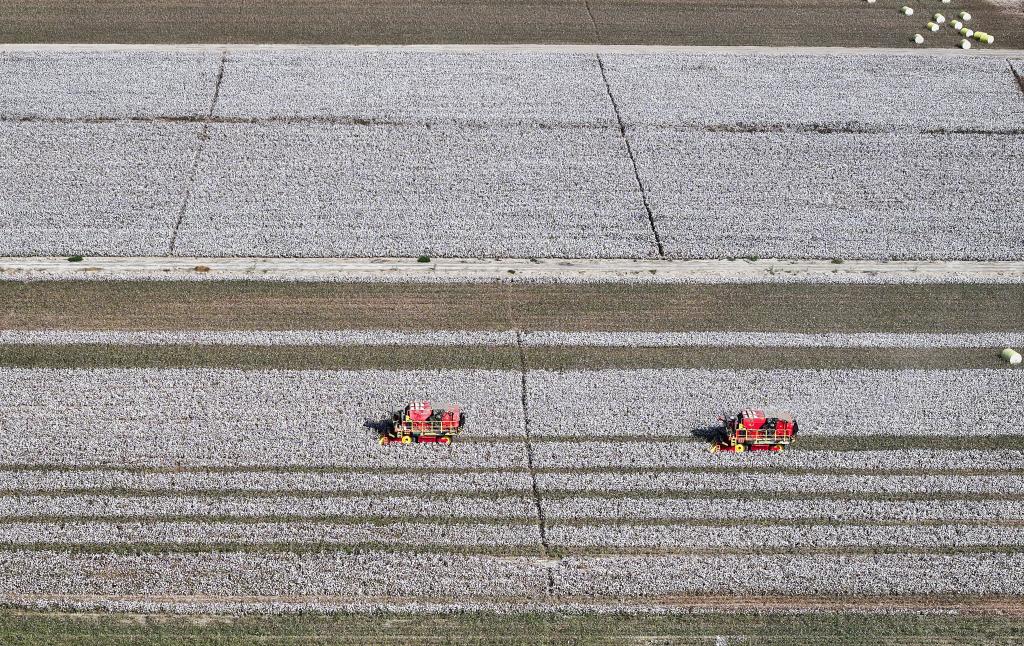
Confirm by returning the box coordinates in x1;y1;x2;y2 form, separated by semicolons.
542;496;1023;522
547;522;1024;549
0;521;541;548
0;469;534;494
0;330;517;346
2;550;1022;603
526;369;1024;437
532;445;1024;470
0;493;538;520
536;470;1024;496
0;368;528;466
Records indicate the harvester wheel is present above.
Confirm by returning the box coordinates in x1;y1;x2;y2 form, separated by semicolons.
734;444;745;453
401;435;413;445
438;437;451;445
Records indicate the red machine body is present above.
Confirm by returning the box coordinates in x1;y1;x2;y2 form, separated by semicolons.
711;409;799;453
380;401;464;445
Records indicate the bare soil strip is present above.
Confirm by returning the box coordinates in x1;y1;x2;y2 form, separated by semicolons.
0;0;1020;47
0;344;1004;370
3;281;1021;333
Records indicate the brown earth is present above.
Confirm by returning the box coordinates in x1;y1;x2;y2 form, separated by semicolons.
0;0;1021;47
3;281;1022;333
0;344;1005;370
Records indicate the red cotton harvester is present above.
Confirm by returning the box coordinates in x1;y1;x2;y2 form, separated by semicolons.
710;409;799;453
379;401;465;445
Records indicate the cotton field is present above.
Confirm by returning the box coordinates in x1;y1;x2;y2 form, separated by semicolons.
2;41;1023;623
0;355;1021;612
1;46;1022;259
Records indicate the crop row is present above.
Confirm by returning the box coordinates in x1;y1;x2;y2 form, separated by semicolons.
3;550;1023;602
0;49;220;119
5;49;1019;132
633;129;1024;261
0;520;1017;552
542;497;1023;522
0;494;538;520
0;368;527;466
0;521;540;548
546;523;1024;550
603;53;1022;132
0;550;547;599
0;122;201;256
2;468;1010;496
527;369;1024;437
554;553;1024;596
175;122;655;259
5;125;1019;259
0;469;535;494
0;330;516;346
3;492;1014;523
536;471;1024;496
522;331;1024;348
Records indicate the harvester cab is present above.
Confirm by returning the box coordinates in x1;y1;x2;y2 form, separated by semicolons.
710;409;799;453
379;401;465;445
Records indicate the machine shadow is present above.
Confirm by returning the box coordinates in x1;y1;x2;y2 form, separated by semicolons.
691;424;727;445
363;418;394;435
